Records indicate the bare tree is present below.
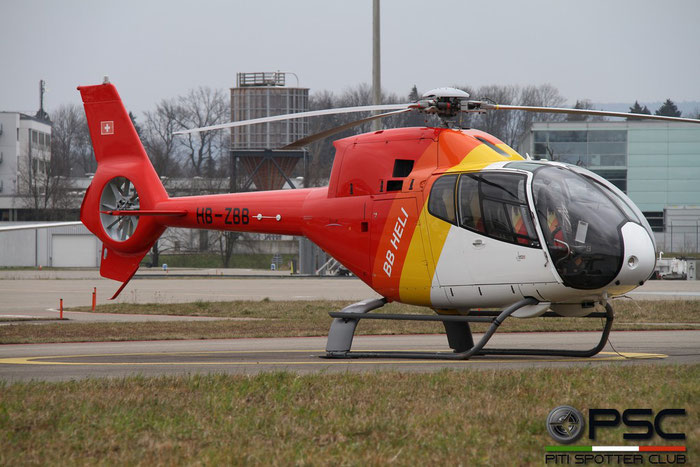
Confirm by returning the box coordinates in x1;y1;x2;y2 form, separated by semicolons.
18;142;46;211
457;84;566;148
305;84;412;186
19;132;75;218
469;84;520;143
305;90;339;186
50;105;82;177
48;104;96;176
73;120;96;176
507;83;567;148
256;83;568;186
172;87;228;176
143;99;182;178
213;230;240;267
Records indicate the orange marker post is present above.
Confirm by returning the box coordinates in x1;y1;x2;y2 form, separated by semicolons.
92;287;97;311
60;298;63;319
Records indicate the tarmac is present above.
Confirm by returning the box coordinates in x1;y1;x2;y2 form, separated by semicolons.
0;269;698;323
0;268;378;321
0;269;698;381
0;330;696;381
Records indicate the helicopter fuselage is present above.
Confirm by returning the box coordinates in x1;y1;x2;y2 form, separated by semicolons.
152;126;656;316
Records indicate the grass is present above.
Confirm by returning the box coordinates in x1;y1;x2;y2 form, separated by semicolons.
0;299;698;344
0;317;60;323
0;366;696;465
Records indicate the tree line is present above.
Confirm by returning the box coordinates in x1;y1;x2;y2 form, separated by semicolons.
40;85;694;196
25;85;697;266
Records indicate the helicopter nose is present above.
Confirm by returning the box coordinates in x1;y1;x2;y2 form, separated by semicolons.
613;222;656;287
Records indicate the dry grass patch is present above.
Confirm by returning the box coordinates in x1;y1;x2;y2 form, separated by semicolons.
0;317;59;323
72;298;700;328
0;365;696;465
1;299;697;344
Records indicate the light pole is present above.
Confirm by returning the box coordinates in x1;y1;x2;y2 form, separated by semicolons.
372;0;381;131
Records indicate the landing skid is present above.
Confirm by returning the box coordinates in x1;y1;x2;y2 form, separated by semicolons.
323;298;614;360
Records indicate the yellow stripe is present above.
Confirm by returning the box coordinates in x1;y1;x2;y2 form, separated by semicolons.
443;137;524;173
0;351;666;366
397;133;526;306
495;143;523;159
399;203;439;305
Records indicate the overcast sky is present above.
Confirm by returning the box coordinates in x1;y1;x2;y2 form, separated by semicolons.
1;0;699;116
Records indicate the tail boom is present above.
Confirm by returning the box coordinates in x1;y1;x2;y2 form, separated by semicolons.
155;188;320;236
77;82;337;298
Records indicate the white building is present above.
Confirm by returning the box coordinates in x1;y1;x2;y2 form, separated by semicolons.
0;222;100;267
0;112;52;220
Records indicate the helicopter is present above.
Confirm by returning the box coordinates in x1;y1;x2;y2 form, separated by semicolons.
74;81;700;360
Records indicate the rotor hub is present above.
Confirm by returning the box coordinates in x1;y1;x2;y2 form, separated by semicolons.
415;87;472;122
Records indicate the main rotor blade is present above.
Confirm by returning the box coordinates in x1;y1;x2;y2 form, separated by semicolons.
281;108;412;149
481;104;700;124
0;221;83;232
174;104;412;135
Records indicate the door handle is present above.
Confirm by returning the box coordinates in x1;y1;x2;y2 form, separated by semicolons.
472;239;484;247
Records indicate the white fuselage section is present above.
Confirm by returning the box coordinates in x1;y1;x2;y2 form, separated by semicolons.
428;165;656;316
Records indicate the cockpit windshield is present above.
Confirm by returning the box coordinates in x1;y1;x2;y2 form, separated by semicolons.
531;166;630;289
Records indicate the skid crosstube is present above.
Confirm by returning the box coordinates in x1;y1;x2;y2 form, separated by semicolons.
323;298;614;360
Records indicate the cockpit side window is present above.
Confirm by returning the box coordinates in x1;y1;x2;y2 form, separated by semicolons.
458;175;484;233
428;174;458;225
458;173;540;248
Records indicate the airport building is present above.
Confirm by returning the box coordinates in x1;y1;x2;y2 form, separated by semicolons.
520;121;700;253
231;72;308;151
230;71;327;274
0;112;52;220
230;72;309;191
0;222;100;267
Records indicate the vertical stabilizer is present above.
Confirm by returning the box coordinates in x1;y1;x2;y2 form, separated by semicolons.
78;82;169;298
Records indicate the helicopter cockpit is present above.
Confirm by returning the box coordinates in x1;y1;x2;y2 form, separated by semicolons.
428;162;656;292
531;166;628;288
508;162;656;290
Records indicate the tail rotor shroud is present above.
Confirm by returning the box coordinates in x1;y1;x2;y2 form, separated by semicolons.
100;177;140;242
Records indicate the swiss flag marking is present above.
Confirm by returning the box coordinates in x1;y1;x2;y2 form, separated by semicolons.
101;121;114;135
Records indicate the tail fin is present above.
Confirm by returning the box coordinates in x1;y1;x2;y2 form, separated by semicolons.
78;82;169;298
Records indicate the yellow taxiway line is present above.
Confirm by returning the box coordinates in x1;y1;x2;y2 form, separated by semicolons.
0;351;666;366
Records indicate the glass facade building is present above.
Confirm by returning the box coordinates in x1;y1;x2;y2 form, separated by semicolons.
531;128;627;191
521;122;700;252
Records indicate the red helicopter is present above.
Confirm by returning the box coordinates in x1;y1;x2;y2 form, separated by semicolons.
75;81;700;359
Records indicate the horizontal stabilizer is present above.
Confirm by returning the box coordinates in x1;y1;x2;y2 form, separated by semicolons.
99;209;187;217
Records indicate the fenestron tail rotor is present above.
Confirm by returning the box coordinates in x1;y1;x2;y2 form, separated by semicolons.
99;177;140;242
